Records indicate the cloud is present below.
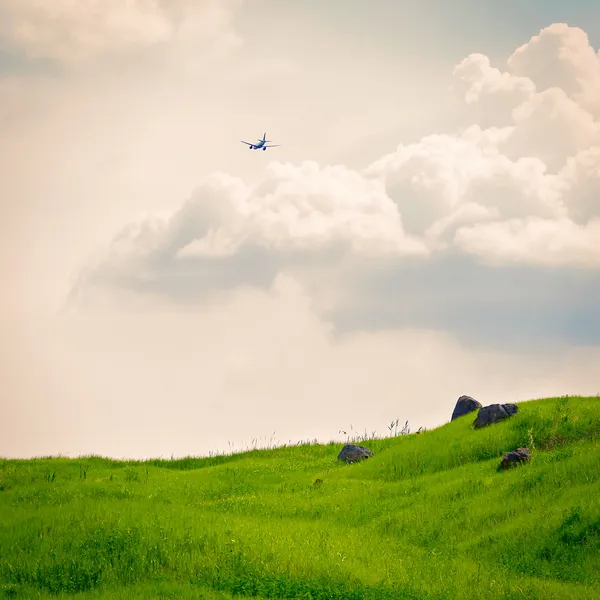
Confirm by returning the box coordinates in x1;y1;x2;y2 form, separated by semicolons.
454;29;600;171
0;0;243;65
507;23;600;118
453;24;600;123
502;87;600;171
69;163;427;309
66;22;600;351
455;217;600;268
365;125;565;242
180;163;425;256
452;53;535;126
558;146;600;224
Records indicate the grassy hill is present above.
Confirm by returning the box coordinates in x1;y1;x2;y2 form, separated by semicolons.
1;395;599;599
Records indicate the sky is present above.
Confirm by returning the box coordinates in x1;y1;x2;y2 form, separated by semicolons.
1;0;599;459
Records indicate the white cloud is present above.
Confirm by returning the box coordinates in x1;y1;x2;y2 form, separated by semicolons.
429;23;600;265
365;125;565;244
0;0;243;65
455;217;600;268
82;163;427;284
62;22;600;309
501;87;600;171
507;23;600;118
242;161;425;255
558;146;600;224
453;32;600;172
453;53;535;125
66;162;431;317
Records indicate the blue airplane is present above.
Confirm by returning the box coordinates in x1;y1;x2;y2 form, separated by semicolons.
241;133;281;151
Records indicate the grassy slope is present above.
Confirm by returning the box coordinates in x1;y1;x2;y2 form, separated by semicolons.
1;396;599;600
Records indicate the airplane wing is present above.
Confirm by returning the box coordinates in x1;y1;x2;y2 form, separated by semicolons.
264;144;281;147
240;140;253;145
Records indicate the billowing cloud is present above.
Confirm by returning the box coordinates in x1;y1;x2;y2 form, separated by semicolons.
453;24;600;123
67;22;600;350
68;163;427;314
507;23;600;118
452;53;535;126
365;125;565;243
179;163;425;256
0;0;243;64
454;27;600;171
502;87;600;171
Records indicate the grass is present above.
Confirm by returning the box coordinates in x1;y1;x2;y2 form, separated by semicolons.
1;395;599;599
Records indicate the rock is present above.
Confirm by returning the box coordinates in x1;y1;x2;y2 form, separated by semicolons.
501;447;531;470
473;403;518;428
451;395;482;421
337;444;374;464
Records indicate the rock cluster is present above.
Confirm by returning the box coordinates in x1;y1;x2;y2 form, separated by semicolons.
450;396;519;428
337;396;529;473
450;396;528;470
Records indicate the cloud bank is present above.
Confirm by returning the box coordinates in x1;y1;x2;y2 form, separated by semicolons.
70;23;600;350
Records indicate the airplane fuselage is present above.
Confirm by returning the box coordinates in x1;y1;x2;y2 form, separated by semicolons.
241;133;279;151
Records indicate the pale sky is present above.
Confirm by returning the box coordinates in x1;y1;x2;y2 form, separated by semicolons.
1;1;599;459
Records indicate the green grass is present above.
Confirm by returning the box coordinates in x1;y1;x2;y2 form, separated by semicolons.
1;395;599;599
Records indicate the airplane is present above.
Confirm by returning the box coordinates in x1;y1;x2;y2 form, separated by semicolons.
241;133;281;151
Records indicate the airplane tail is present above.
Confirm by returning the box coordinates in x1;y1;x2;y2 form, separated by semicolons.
263;132;267;141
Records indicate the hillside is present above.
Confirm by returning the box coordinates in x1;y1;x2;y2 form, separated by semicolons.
1;395;599;599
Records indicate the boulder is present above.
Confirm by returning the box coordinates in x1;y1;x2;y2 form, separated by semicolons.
451;395;482;421
337;444;374;464
501;447;531;470
473;403;518;428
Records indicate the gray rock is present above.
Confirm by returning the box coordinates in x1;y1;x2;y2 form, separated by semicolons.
473;403;518;428
337;444;374;464
501;447;531;470
451;395;482;421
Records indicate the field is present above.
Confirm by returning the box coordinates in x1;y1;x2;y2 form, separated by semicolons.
1;396;599;599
